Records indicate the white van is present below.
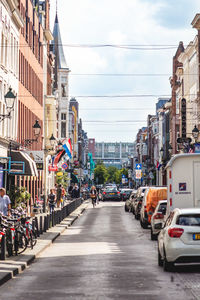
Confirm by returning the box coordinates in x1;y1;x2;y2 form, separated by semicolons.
166;153;200;215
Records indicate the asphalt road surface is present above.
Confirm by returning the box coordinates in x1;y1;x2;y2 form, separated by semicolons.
0;202;198;300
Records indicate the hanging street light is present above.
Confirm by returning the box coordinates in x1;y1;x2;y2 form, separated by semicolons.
49;133;57;148
0;88;16;121
192;125;199;142
24;120;41;147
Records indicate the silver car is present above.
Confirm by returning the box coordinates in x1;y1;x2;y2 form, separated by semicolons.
150;200;167;240
158;208;200;271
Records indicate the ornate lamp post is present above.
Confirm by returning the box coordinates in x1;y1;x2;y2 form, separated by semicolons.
192;125;199;143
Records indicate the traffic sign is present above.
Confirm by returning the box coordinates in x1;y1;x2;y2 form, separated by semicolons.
135;170;142;179
135;163;142;170
149;172;154;179
62;162;68;170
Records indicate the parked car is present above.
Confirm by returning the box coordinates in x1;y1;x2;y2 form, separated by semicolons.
125;198;133;212
102;188;121;201
134;198;143;220
129;190;138;213
158;208;200;271
150;200;167;240
132;187;148;217
120;189;133;201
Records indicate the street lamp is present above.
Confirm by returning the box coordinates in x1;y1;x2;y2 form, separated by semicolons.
0;88;16;121
168;144;173;156
24;120;41;147
33;120;41;138
192;125;199;142
160;147;164;159
49;133;57;148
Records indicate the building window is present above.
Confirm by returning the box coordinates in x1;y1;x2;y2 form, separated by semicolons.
61;113;66;120
61;83;67;97
61;122;66;138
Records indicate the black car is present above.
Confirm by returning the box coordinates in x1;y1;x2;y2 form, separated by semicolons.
102;188;121;201
135;198;143;220
120;189;133;201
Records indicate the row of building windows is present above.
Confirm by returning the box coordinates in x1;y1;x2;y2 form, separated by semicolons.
0;32;18;75
0;82;17;140
19;50;43;105
20;1;43;67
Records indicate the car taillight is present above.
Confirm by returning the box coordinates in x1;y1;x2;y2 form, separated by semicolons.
123;193;126;196
168;227;184;238
153;213;164;220
144;205;147;212
10;228;15;231
103;192;106;195
118;192;120;194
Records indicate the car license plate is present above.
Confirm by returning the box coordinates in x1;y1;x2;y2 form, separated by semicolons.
193;234;200;240
110;193;114;195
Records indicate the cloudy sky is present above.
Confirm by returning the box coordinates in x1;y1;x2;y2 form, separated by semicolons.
50;0;200;142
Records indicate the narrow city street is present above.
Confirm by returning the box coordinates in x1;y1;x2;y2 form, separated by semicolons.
0;202;197;300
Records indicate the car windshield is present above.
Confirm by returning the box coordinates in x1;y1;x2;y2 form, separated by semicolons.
106;188;117;192
158;203;167;213
176;214;200;226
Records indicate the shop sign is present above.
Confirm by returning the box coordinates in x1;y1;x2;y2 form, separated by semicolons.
36;162;44;170
48;165;58;172
27;151;44;163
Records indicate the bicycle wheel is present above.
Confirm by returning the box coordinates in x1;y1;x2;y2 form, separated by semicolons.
17;231;28;255
30;230;37;249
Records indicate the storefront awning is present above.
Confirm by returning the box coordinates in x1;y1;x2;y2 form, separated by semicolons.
71;173;79;183
10;151;38;177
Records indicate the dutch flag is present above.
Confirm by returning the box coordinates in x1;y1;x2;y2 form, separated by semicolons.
62;139;72;159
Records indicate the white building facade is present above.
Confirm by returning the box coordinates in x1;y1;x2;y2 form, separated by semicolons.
0;0;23;187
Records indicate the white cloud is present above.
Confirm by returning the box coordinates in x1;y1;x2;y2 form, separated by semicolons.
50;0;199;141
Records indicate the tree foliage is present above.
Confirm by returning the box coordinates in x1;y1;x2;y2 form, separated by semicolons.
94;163;128;185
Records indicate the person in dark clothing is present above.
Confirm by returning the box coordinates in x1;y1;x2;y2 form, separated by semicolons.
72;184;80;199
68;184;74;197
56;184;62;207
48;189;56;214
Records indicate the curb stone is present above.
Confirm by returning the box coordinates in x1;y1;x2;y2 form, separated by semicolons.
0;200;89;286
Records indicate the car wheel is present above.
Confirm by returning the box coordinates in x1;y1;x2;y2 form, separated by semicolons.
163;252;174;272
125;206;129;212
140;220;148;229
151;228;157;241
158;249;163;267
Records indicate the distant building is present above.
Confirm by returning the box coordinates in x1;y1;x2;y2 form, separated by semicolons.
94;142;135;168
88;138;95;158
52;11;70;140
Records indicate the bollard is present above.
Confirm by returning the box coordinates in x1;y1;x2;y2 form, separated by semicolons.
44;216;47;232
52;211;54;227
35;217;40;237
40;215;43;234
47;214;50;230
0;235;6;260
32;219;35;234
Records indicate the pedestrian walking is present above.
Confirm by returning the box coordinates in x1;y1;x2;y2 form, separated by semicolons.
56;184;62;208
61;186;66;207
48;189;56;214
0;188;11;216
72;184;80;199
90;185;97;207
68;183;73;198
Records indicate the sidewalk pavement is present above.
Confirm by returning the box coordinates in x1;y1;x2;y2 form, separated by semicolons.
0;200;90;286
